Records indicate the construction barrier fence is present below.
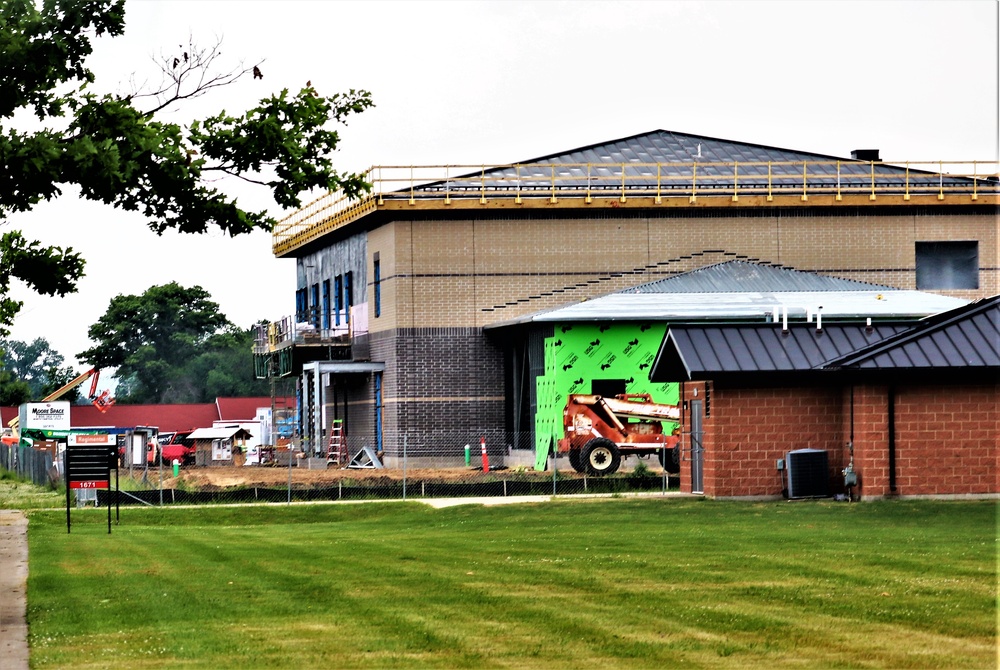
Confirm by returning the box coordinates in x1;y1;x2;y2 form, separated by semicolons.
3;430;680;507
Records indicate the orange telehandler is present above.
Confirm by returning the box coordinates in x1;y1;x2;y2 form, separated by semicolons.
556;393;681;476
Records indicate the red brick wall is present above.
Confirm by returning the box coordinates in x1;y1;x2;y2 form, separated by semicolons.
847;385;892;498
680;383;845;497
893;384;998;495
680;381;998;499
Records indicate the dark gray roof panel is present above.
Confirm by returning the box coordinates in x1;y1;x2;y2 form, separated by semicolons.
655;323;908;380
831;298;1000;370
413;129;977;194
624;261;893;294
654;297;1000;382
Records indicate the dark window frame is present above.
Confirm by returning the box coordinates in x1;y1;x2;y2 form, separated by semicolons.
915;241;979;290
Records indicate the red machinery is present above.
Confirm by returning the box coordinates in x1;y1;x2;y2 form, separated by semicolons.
556;393;681;476
6;368;115;438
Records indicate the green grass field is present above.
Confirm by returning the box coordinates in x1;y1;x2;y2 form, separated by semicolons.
24;498;997;669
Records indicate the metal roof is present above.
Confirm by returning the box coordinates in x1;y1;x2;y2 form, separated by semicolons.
828;296;1000;370
413;129;978;195
624;261;890;293
187;427;253;441
651;323;909;382
485;262;968;329
650;296;999;383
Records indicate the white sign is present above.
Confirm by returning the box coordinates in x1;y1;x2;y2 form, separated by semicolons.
22;402;71;431
68;434;116;446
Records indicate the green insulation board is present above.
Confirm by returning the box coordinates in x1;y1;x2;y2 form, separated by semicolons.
534;323;678;470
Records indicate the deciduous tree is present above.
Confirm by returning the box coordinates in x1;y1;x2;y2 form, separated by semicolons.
79;282;269;403
0;0;373;334
0;337;78;401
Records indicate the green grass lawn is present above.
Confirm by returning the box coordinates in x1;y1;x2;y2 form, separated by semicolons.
25;498;997;669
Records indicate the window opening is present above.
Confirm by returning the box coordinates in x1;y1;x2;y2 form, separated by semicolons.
373;255;381;318
915;241;979;290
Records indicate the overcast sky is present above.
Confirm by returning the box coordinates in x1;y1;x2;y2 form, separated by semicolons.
5;0;998;370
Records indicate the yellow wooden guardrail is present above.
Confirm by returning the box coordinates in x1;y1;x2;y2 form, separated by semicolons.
272;160;999;256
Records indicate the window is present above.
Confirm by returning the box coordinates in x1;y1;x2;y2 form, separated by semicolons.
374;372;383;456
344;271;353;325
373;254;381;318
295;288;307;323
321;280;331;330
334;275;343;326
310;284;320;327
915;241;979;290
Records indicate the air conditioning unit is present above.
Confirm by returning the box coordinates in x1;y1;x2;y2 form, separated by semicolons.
786;448;830;499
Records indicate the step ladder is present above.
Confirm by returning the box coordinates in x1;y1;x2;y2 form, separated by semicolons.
326;420;347;466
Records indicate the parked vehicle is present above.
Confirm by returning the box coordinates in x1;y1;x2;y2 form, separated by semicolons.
158;431;197;466
557;393;681;476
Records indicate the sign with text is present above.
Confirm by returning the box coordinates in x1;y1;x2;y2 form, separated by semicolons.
65;435;117;533
21;402;71;431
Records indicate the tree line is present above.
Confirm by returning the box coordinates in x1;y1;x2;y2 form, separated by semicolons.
0;282;270;405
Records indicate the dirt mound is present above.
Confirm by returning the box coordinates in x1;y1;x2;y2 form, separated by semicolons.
172;465;539;489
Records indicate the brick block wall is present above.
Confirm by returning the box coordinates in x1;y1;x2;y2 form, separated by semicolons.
680;381;998;500
845;385;892;498
369;326;504;456
367;209;997;335
697;385;844;498
893;384;998;495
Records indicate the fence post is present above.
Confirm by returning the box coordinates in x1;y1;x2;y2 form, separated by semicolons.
402;434;407;501
552;442;557;496
287;436;294;505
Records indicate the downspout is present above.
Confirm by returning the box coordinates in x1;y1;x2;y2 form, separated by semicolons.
887;385;897;493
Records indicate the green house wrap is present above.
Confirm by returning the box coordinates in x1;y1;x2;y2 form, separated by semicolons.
534;323;678;469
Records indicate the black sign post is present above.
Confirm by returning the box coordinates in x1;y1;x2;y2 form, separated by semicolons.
64;435;117;534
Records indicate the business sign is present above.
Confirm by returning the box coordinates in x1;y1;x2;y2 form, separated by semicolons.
65;434;118;533
21;402;71;431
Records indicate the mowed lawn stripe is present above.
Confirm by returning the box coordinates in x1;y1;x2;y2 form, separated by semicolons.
25;498;996;669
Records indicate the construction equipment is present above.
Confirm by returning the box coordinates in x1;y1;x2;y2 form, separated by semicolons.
556;393;681;476
6;368;115;438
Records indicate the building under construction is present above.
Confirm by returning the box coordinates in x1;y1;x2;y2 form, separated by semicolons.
252;129;998;486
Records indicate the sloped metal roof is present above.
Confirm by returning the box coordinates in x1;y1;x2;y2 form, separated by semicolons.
625;261;890;293
650;296;999;383
486;262;968;329
413;129;976;195
652;323;909;382
828;296;1000;370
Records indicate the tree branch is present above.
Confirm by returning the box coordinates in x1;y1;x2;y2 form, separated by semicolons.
126;34;262;117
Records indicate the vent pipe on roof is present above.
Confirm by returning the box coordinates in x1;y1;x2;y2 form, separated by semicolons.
782;306;788;334
816;306;823;333
866;317;873;334
851;149;880;161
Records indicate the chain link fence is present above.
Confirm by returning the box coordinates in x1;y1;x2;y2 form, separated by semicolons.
4;431;681;507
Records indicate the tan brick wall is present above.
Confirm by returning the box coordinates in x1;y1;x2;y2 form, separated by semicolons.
365;208;997;332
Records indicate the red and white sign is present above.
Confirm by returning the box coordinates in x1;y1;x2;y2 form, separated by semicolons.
69;480;109;490
68;434;116;446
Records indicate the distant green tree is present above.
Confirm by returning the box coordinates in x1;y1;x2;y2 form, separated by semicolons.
187;328;270;400
0;370;31;406
79;283;268;403
0;337;80;401
0;0;372;337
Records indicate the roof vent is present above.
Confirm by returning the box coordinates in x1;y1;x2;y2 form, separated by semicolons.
851;149;880;161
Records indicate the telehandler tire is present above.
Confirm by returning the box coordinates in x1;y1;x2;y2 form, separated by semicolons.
658;445;680;474
568;449;584;473
582;438;621;476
